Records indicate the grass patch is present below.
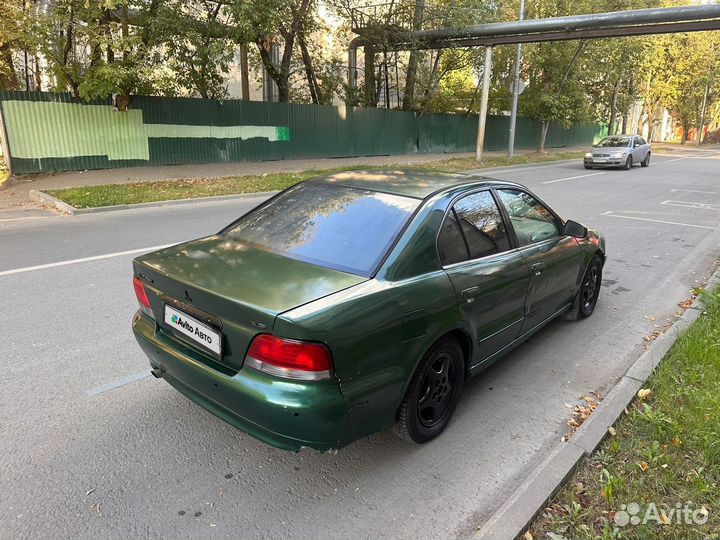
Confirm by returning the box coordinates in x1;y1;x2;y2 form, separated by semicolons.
46;150;584;209
525;287;720;540
409;150;584;173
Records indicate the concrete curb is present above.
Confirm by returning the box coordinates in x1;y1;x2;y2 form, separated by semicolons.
27;155;584;215
29;189;279;215
474;266;720;540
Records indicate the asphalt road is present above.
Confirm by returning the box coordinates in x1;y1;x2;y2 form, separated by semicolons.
2;148;720;539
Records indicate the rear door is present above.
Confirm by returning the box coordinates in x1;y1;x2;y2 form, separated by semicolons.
439;190;531;363
495;188;583;333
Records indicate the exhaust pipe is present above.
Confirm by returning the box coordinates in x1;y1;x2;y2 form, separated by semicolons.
151;366;165;379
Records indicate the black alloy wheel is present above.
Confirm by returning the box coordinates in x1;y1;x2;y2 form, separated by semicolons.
394;337;464;443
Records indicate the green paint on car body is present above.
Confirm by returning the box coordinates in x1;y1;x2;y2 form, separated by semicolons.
131;171;606;451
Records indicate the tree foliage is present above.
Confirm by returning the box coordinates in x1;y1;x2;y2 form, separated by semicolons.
0;0;717;144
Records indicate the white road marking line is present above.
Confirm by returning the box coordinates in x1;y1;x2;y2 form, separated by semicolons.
661;200;720;211
601;211;714;230
0;244;173;277
0;216;54;224
663;156;695;163
464;161;579;176
542;172;605;184
663;154;720;163
670;188;719;195
86;370;152;397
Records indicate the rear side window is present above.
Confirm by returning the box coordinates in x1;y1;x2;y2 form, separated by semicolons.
223;182;419;276
438;210;469;265
452;191;510;259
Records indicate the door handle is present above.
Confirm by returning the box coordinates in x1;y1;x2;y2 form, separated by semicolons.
460;286;480;302
531;262;546;276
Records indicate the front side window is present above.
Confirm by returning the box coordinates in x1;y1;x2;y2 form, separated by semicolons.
223;182;420;276
452;191;510;259
496;189;561;246
636;137;647;145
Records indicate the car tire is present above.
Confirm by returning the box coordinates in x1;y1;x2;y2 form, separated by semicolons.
578;255;603;318
584;164;593;170
563;255;603;321
641;152;650;167
393;337;464;444
622;155;633;170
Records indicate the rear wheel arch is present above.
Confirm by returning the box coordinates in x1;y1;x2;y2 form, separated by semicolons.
393;330;468;443
399;327;472;401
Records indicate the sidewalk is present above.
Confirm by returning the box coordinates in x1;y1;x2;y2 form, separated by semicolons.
0;152;473;212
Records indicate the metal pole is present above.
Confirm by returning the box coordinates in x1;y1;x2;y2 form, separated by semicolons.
697;81;709;146
348;46;357;92
476;45;493;161
508;0;525;159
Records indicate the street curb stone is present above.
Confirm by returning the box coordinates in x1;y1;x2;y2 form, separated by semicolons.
473;265;720;540
29;189;279;215
28;156;584;215
475;442;585;540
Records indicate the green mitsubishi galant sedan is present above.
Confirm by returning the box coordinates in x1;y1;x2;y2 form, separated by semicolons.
132;171;605;451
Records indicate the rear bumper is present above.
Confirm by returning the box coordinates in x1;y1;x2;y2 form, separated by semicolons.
132;313;348;451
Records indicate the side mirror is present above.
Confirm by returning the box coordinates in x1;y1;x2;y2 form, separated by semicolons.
563;220;587;238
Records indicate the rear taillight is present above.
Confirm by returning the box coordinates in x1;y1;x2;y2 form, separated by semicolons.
133;276;154;319
245;335;333;381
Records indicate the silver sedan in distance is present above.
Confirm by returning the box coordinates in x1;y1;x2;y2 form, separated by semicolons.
584;135;651;170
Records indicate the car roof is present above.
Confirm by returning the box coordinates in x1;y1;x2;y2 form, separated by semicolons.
311;170;506;199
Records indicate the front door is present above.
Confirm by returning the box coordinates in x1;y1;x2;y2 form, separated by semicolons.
495;188;583;333
438;190;531;364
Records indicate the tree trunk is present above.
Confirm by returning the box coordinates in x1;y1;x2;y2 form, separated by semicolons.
256;37;290;103
298;32;322;104
0;43;20;90
538;121;550;152
402;0;424;111
681;124;689;144
239;44;249;101
609;79;620;136
363;44;377;107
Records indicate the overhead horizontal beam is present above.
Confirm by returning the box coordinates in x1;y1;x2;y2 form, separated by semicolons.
413;19;720;50
349;3;720;51
410;4;720;42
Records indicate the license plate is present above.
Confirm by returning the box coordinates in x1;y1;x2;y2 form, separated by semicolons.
594;158;608;163
164;304;222;356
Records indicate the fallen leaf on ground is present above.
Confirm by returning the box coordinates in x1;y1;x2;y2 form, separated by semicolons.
608;426;616;436
671;437;683;447
523;531;533;540
637;388;653;400
639;461;650;472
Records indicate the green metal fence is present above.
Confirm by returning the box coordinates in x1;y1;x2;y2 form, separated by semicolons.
0;91;605;175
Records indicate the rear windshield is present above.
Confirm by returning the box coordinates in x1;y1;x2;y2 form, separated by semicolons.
222;182;420;276
594;136;631;148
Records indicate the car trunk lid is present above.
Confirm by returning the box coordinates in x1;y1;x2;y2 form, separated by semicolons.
133;235;367;372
